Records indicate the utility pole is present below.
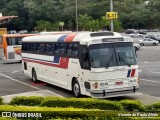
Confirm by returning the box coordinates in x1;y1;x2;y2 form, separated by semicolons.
110;0;113;32
75;0;78;32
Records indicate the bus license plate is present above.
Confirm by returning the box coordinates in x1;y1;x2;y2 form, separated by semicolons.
115;81;123;85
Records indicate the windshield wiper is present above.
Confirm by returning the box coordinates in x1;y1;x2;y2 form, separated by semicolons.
106;55;113;68
117;52;131;67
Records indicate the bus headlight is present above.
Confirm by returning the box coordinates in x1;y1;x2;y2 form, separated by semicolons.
92;82;98;89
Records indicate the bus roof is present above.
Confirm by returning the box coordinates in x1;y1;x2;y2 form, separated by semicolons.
0;34;37;37
22;32;133;44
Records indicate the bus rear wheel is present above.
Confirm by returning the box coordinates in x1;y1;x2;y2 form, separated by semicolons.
32;69;38;83
72;80;81;97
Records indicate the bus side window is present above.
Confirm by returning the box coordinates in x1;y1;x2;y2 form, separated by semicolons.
79;45;90;70
36;43;45;54
72;44;78;56
55;43;66;55
22;42;28;52
28;43;36;53
66;43;79;57
16;37;22;45
66;43;73;56
44;43;55;55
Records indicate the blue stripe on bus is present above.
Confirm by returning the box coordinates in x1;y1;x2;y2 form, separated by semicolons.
57;35;68;42
127;69;131;77
53;35;68;63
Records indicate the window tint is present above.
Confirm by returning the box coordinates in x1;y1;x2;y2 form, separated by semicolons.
0;37;2;44
66;43;79;57
29;43;36;52
55;43;66;55
44;43;55;55
6;37;22;45
36;43;45;53
22;42;28;51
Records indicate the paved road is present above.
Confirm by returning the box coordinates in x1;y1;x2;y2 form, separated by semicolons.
0;33;160;104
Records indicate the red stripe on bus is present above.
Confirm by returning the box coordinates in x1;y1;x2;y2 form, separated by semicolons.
58;34;77;68
131;69;136;77
22;58;69;69
22;34;77;69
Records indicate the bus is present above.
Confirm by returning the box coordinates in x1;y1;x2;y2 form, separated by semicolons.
21;32;139;98
0;34;36;62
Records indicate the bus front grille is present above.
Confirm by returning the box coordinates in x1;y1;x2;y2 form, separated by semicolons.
8;52;15;59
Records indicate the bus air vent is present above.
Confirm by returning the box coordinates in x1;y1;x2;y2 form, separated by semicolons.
90;32;114;37
8;52;15;59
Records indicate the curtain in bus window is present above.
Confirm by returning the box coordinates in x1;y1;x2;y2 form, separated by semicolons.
6;37;22;45
36;43;45;53
16;37;22;45
66;43;73;56
72;44;78;56
55;43;66;55
44;43;54;55
66;43;78;57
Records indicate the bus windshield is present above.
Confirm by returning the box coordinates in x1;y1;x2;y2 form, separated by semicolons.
89;42;137;68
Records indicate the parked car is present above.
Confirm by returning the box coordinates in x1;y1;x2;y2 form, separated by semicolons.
144;35;160;43
125;29;135;34
8;30;17;34
137;30;147;35
129;33;143;38
18;30;28;34
139;38;159;46
133;43;140;51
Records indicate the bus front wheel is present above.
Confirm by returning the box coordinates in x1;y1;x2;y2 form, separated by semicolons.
32;69;38;83
72;80;81;97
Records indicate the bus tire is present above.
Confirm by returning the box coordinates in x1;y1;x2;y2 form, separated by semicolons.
72;79;81;97
32;69;38;83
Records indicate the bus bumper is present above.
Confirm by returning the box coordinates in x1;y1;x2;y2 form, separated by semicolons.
89;87;139;98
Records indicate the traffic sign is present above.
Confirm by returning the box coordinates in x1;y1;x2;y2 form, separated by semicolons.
106;12;118;20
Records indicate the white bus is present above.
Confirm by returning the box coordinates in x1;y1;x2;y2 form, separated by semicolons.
21;32;139;98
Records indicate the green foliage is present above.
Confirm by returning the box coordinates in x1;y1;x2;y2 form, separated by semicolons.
0;97;3;105
35;20;60;32
40;97;123;111
146;102;160;112
119;100;145;112
2;0;160;31
0;118;16;120
9;96;44;106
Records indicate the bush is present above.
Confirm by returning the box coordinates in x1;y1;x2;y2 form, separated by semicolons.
9;96;44;106
40;97;123;111
0;97;3;105
146;102;160;112
0;105;151;120
119;100;145;112
0;118;16;120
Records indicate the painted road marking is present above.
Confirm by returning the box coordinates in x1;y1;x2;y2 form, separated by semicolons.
0;72;42;90
12;70;22;73
150;71;160;74
138;70;142;73
141;78;160;84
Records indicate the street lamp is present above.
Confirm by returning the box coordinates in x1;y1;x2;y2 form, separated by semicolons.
75;0;78;31
110;0;113;32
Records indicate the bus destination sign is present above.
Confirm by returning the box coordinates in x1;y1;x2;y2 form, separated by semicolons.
102;38;124;42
